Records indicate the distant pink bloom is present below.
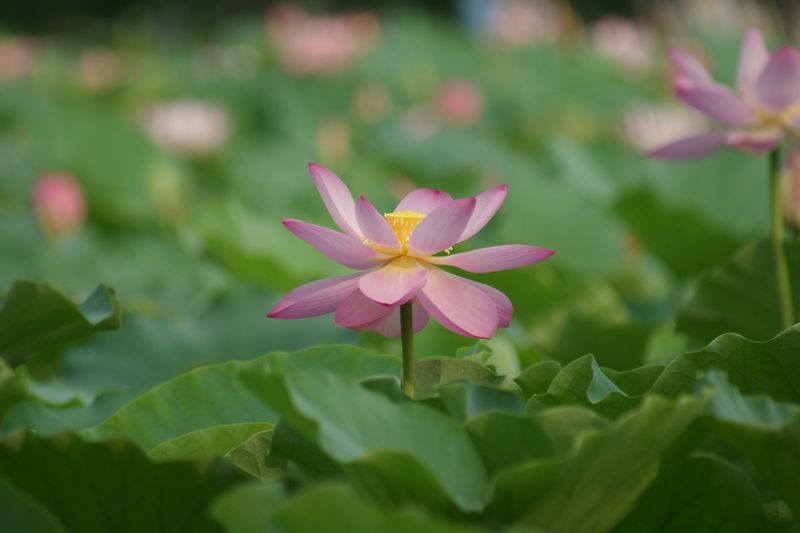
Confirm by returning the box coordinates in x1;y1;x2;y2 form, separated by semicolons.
78;48;120;92
481;0;561;47
140;100;230;156
590;17;655;72
622;103;708;152
0;38;35;83
268;164;554;338
265;5;379;77
650;28;800;159
32;173;86;239
436;80;484;127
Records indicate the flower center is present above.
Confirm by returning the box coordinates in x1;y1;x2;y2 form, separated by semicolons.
384;210;425;250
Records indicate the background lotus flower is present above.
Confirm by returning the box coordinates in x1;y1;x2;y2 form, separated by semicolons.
32;173;86;239
140;100;230;157
265;5;379;77
650;28;800;158
268;163;554;340
436;79;484;127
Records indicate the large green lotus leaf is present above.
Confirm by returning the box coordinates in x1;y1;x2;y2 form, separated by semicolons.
514;360;562;399
702;371;800;517
415;357;504;399
486;395;706;532
212;480;483;533
223;429;278;481
210;481;287;533
0;431;236;533
676;239;800;347
58;288;354;394
529;354;663;419
437;381;525;423
240;371;489;513
614;187;741;278
465;413;557;476
84;345;400;456
0;389;134;437
653;325;800;404
612;455;769;532
0;475;65;533
0;281;121;366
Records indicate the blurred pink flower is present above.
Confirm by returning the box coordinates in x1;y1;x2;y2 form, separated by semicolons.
0;38;35;83
650;28;800;158
436;79;484;127
140;100;230;156
268;164;554;338
782;150;800;230
265;5;379;77
32;173;86;239
622;103;708;152
78;48;120;92
590;17;655;72
482;0;561;47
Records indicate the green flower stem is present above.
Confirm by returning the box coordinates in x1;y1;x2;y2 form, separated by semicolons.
400;301;415;397
769;148;795;329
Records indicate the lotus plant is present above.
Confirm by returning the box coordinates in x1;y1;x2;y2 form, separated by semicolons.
268;164;554;394
649;28;798;329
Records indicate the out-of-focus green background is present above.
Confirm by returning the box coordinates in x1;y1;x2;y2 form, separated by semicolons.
0;0;794;402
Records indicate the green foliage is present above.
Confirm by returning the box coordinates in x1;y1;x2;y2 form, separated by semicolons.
0;281;120;366
2;10;800;533
676;240;800;347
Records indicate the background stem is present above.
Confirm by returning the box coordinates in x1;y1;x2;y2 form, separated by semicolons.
769;148;795;329
400;302;415;397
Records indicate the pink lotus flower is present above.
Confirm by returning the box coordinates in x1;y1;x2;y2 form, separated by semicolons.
267;164;554;339
32;173;86;239
651;29;800;158
436;79;484;127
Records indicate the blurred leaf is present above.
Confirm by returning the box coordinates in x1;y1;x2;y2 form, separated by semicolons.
437;381;525;423
148;422;272;462
0;281;120;366
514;360;562;400
612;455;769;532
0;431;235;532
224;429;278;480
241;371;489;513
653;324;800;404
0;475;65;533
676;239;800;347
415;357;504;399
702;371;800;517
487;395;707;531
86;345;399;455
614;188;740;278
211;481;286;533
268;482;481;533
529;354;661;419
466;413;556;476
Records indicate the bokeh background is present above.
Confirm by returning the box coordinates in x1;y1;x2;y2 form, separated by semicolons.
1;0;797;408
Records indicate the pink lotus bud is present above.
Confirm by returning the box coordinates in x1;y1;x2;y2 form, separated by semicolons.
32;173;86;239
436;80;484;127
